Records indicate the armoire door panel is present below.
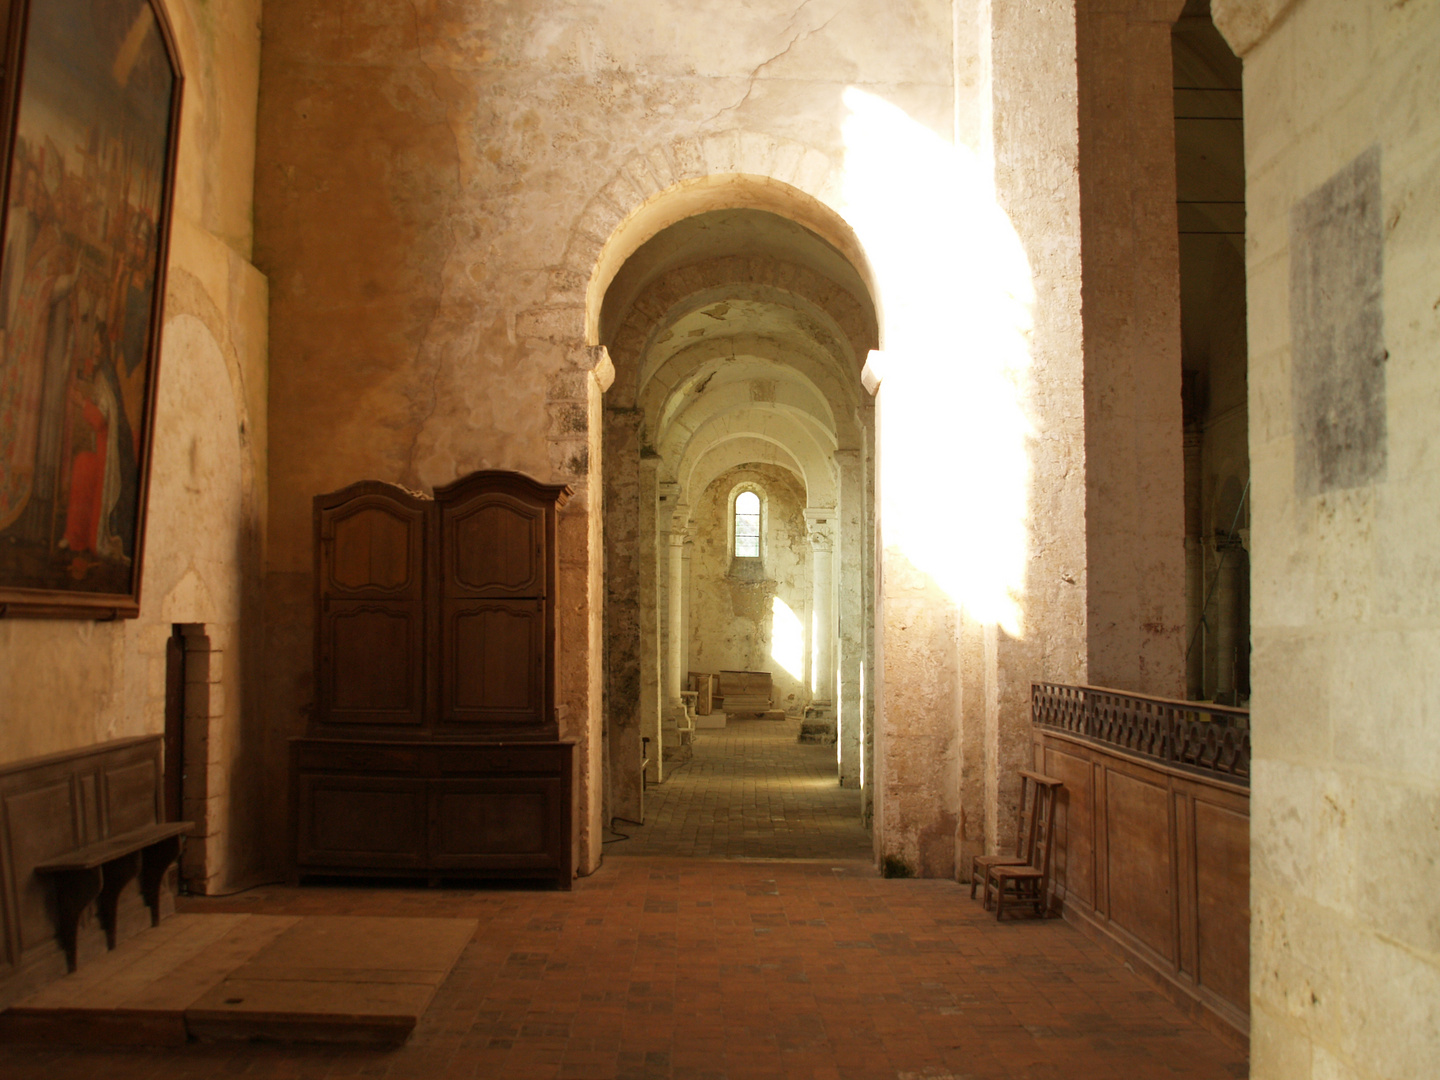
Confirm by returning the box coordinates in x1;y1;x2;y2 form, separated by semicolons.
321;600;425;724
320;493;426;600
297;775;427;868
428;780;559;867
443;493;544;597
442;600;544;725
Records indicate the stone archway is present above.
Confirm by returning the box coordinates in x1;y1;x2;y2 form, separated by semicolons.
570;168;880;838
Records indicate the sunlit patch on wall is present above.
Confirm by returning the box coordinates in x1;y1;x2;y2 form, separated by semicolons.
770;595;805;680
840;88;1036;636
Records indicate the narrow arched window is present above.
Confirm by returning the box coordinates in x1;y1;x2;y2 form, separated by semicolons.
734;491;761;557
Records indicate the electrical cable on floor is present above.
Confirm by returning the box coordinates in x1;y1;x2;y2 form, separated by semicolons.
605;815;644;843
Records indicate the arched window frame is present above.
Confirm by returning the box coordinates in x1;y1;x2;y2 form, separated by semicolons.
728;483;766;566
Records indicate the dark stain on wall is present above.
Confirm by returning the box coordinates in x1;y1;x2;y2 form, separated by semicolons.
1290;145;1387;496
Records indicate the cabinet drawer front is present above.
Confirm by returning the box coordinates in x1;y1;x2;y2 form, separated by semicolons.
296;775;427;868
428;780;564;868
438;746;566;776
292;741;426;774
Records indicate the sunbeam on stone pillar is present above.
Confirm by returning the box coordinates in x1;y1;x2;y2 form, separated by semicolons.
840;88;1035;636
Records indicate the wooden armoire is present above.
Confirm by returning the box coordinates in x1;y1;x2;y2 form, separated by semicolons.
289;470;576;889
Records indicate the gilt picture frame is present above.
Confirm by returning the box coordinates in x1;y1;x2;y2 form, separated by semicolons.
0;0;182;618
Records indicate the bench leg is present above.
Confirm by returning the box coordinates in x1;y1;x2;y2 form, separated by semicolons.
98;851;142;949
141;835;183;926
51;868;103;972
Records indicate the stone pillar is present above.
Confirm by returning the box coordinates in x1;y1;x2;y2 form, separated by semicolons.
642;468;667;783
1077;0;1189;697
1213;535;1242;705
836;451;864;788
665;520;689;718
805;509;837;714
680;538;692;702
1183;426;1204;698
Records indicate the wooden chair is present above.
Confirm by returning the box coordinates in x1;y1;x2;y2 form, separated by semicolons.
983;773;1063;919
969;769;1045;898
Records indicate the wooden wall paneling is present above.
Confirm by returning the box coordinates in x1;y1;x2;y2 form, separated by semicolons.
1193;789;1250;1013
1092;758;1110;919
0;738;169;1004
1104;765;1176;964
1174;789;1199;983
1040;741;1096;910
1033;726;1249;1047
104;758;162;835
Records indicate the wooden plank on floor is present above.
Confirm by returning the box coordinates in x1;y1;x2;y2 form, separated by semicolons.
183;916;476;1045
0;914;474;1048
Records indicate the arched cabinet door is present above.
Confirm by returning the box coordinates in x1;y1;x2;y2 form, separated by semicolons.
314;483;428;728
443;491;546;598
435;471;571;736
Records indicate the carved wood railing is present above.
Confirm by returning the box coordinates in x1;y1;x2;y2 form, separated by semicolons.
1032;683;1250;784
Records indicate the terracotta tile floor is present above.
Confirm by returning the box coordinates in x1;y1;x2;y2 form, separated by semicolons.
0;724;1248;1077
612;716;871;860
0;861;1247;1078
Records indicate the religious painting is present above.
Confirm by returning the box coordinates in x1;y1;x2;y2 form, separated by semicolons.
0;0;182;617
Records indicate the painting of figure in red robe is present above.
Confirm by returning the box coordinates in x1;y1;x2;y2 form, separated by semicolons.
0;0;180;616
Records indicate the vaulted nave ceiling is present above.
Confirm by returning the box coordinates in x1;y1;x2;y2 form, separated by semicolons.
601;209;877;511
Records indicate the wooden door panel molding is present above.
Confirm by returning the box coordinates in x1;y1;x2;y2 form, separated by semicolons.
320;601;426;725
441;600;546;727
444;495;545;596
296;775;427;868
317;483;429;600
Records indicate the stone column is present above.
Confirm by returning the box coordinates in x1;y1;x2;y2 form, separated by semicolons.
1183;426;1204;698
665;516;689;720
836;451;864;788
645;473;672;781
1213;535;1242;704
805;509;837;714
680;538;692;702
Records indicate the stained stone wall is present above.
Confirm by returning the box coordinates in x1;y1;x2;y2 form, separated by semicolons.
0;0;269;893
1077;0;1188;697
1213;1;1440;1076
255;0;952;877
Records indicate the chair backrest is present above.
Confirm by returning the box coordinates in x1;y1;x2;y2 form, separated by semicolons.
1025;774;1065;881
1012;771;1039;860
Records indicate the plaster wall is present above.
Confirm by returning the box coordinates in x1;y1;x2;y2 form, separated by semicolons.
687;465;812;713
0;0;268;892
1211;0;1440;1076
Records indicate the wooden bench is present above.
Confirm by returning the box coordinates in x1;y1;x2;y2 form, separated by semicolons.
33;821;191;971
